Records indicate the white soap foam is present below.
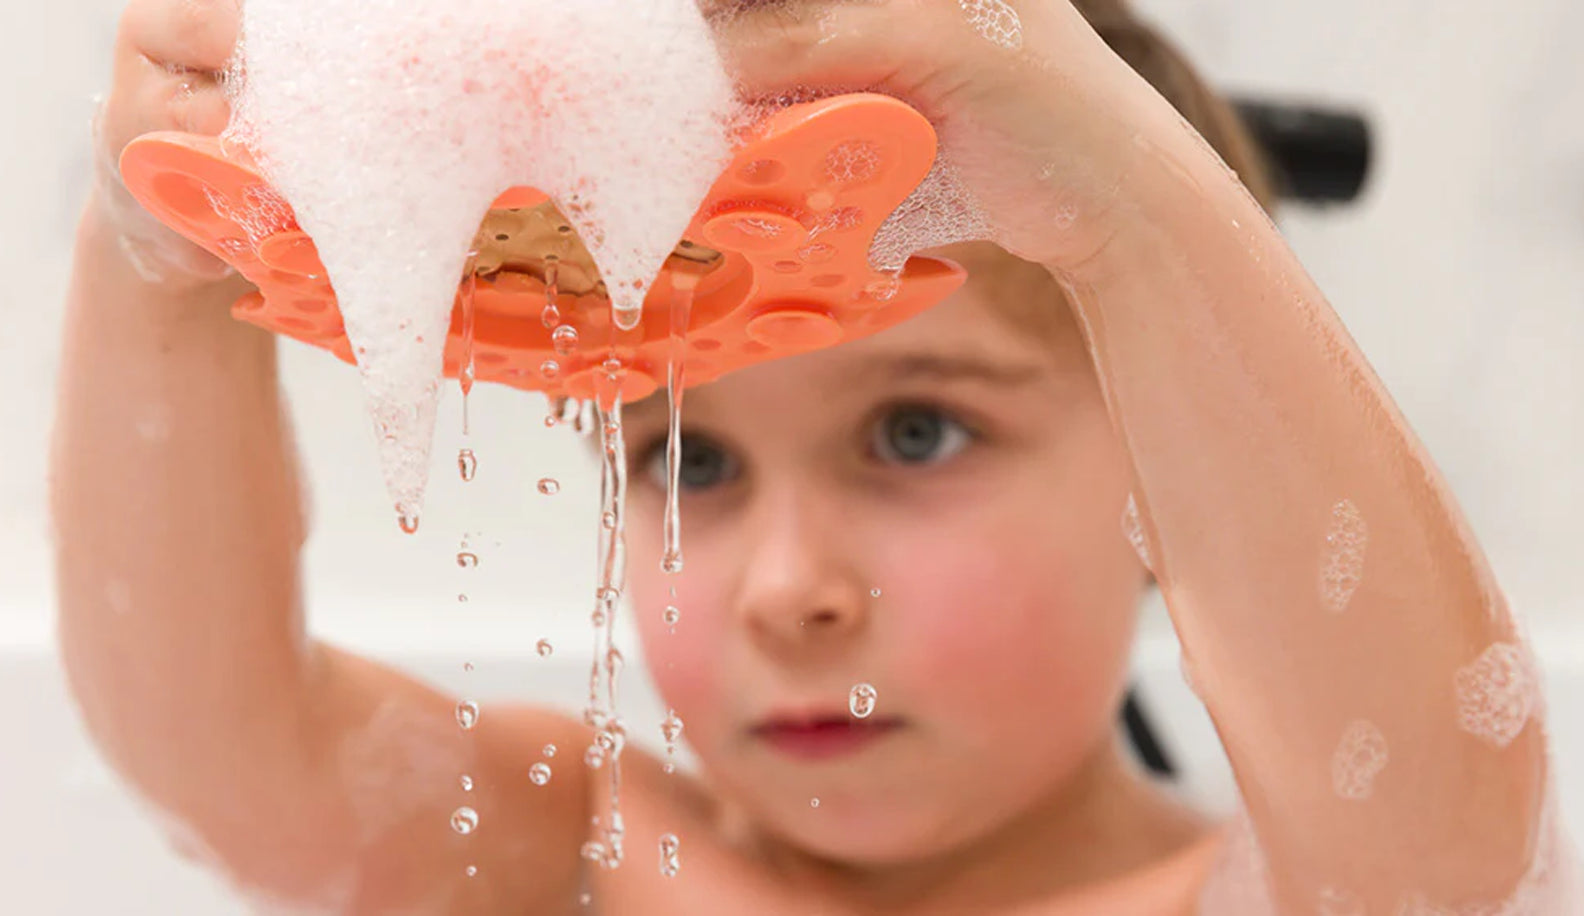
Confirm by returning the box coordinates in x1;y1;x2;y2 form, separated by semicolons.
227;0;735;521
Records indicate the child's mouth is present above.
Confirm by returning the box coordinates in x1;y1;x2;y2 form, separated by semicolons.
751;715;906;761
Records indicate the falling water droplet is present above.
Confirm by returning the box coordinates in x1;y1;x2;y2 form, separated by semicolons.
601;512;617;530
463;661;473;672
553;325;580;356
579;892;592;906
584;745;607;770
465;865;478;878
661;710;684;745
458;449;478;482
398;513;420;535
658;833;681;878
663;605;681;627
538;478;561;496
541;303;562;328
540;359;561;380
663;762;676;775
810;797;821;809
451;807;479;835
544;414;559;428
456;700;480;730
529;763;552;786
460;774;474;792
849;683;877;719
458;594;469;603
602;357;623;377
543;744;557;758
870;587;882;598
536;639;554;658
456;552;479;568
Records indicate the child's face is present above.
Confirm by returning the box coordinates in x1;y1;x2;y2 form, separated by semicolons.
621;246;1148;863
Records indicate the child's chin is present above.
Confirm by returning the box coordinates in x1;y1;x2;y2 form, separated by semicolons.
770;801;969;866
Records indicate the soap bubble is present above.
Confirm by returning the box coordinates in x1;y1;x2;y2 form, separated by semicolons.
230;0;737;519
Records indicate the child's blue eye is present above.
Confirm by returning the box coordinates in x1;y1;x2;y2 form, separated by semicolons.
645;435;739;491
871;406;972;466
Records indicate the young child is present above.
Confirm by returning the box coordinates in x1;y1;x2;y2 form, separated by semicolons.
55;0;1576;912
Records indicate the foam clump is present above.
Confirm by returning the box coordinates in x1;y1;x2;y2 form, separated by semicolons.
227;0;735;521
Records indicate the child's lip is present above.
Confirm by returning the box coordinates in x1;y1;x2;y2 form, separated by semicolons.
749;713;906;761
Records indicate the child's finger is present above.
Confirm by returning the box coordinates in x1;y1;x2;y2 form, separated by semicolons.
101;58;229;163
704;0;927;101
121;0;241;75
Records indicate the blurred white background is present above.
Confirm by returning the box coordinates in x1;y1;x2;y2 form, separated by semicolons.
0;0;1581;912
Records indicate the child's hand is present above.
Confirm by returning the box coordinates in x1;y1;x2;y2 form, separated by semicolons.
707;0;1174;271
93;0;242;288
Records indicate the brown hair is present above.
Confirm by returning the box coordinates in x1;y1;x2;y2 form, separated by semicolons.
1073;0;1279;212
951;0;1279;350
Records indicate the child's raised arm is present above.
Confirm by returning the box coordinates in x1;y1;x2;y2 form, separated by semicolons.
1052;88;1571;913
52;2;589;911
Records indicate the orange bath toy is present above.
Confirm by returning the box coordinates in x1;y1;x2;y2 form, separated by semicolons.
119;94;966;403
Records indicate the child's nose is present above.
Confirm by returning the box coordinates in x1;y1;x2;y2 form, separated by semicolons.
733;492;871;655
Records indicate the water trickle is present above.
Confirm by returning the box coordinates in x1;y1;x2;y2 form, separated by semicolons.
456;551;479;568
661;288;692;575
543;744;557;758
460;774;474;792
661;709;684;775
459;251;478;435
541;257;562;329
456;700;480;731
451;807;479;835
457;448;478;482
658;833;681;878
663;605;681;628
849;683;877;719
553;325;580;356
583;399;632;868
536;638;554;658
538;478;561;496
529;763;553;786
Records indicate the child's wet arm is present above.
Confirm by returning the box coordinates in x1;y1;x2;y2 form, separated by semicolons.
1045;111;1563;910
51;204;589;912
